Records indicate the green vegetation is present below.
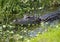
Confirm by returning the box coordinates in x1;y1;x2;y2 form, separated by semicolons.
0;0;60;42
30;25;60;42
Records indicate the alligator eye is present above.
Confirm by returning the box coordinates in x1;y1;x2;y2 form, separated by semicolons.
26;17;30;19
27;17;30;18
39;19;42;21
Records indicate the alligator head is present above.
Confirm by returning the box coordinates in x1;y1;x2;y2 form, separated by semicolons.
13;15;41;26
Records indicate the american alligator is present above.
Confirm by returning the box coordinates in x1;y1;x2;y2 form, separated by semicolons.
13;10;60;26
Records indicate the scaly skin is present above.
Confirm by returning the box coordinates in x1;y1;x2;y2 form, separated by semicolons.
13;10;60;26
39;10;60;22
